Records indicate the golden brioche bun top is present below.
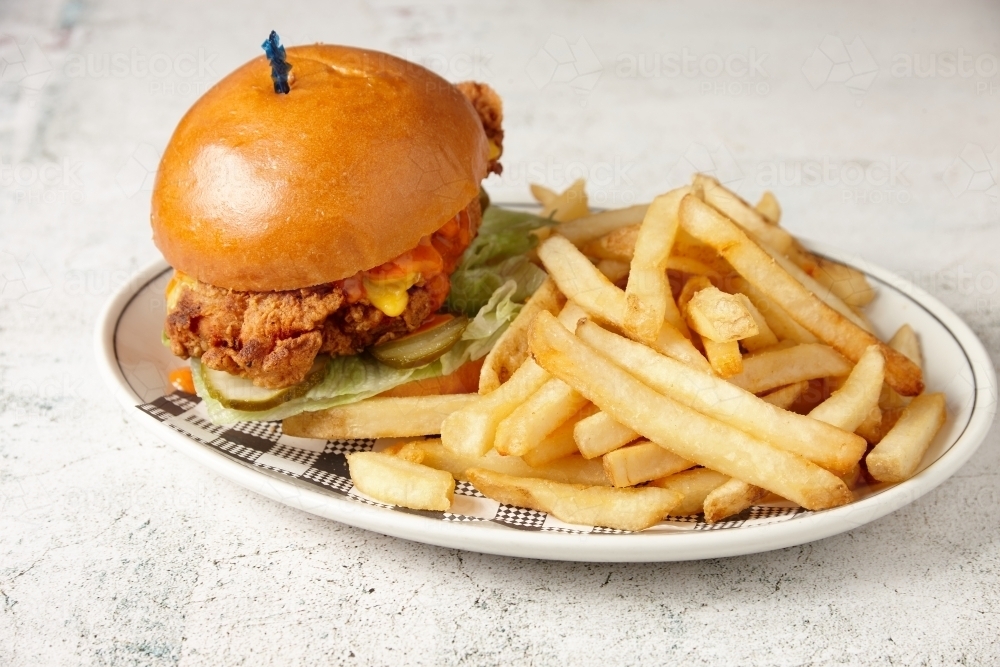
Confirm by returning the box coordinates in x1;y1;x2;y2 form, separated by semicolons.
151;44;489;291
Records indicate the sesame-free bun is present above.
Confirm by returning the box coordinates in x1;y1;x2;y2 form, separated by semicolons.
151;44;489;291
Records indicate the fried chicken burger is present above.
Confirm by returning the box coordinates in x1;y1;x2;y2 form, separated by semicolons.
152;43;529;423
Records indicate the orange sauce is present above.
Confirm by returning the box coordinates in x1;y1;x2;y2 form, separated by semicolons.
169;367;196;394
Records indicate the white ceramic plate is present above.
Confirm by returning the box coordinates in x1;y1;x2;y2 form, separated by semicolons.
95;237;996;562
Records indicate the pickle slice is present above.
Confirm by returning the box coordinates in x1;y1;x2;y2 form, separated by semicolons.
371;315;469;369
199;357;328;411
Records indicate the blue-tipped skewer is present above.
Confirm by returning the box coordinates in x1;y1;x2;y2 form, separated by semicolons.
262;30;292;94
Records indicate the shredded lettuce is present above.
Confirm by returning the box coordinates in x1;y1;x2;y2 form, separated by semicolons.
445;206;551;315
194;280;525;424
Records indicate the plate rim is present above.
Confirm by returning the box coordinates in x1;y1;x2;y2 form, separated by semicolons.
94;239;997;562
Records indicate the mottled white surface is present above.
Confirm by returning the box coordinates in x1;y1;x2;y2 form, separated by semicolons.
2;0;999;665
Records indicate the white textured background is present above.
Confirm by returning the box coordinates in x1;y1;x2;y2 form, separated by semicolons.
2;1;999;664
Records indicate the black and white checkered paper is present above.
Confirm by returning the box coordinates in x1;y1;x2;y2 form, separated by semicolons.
138;392;808;534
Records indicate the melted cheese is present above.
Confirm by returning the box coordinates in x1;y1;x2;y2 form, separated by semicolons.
363;273;420;317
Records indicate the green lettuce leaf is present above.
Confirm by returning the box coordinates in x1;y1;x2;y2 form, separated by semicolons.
194;280;525;425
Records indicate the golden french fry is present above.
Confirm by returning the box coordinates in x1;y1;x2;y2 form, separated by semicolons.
530;183;558;206
727;277;818;344
623;187;688;343
685;285;759;342
758;242;872;332
678;275;714;314
530;312;852;510
537;235;711;372
521;404;595;467
759;381;809;409
441;358;549;457
665;256;722;279
809;345;885;432
649;468;730;515
347;451;455;511
755;191;781;224
596;259;631;282
466;468;681;531
810;256;876;308
574;410;640;459
889;323;922;368
837;462;863;490
283;394;480;439
494;377;589;456
866;393;947;483
728;343;853;394
703;479;769;523
581;224;640;262
479;278;565;394
398;438;610;486
694;174;796;254
541;178;589;222
673;228;735;276
734;293;779;352
576;322;867;474
679;195;923;396
703;338;743;377
556;204;649;246
602;440;695;487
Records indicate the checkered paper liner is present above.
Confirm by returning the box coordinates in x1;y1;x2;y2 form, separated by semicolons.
138;392;809;534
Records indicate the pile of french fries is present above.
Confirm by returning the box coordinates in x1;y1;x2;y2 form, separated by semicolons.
283;175;948;531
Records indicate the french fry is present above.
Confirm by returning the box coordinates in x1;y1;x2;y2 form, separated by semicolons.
703;479;769;523
889;323;922;368
479;278;565;394
541;178;589;222
440;358;550;457
537;235;711;372
837;462;863;490
494;377;589;456
758;242;872;333
649;468;730;515
759;381;809;409
574;410;640;458
346;451;455;511
673;228;735;276
466;468;681;531
866;393;947;483
734;293;779;352
530;312;852;510
678;275;714;313
602;440;695;487
530;183;558;206
665;256;723;280
597;259;631;282
576;321;867;473
755;191;781;224
623;187;687;343
727;277;818;344
702;339;743;377
521;404;595;467
397;438;610;486
694;174;796;254
809;345;885;432
810;256;876;308
581;224;640;262
556;204;649;246
679;195;923;396
728;343;853;395
685;285;759;342
283;394;480;439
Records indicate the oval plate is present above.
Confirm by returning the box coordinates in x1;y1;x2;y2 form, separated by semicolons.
95;240;996;562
